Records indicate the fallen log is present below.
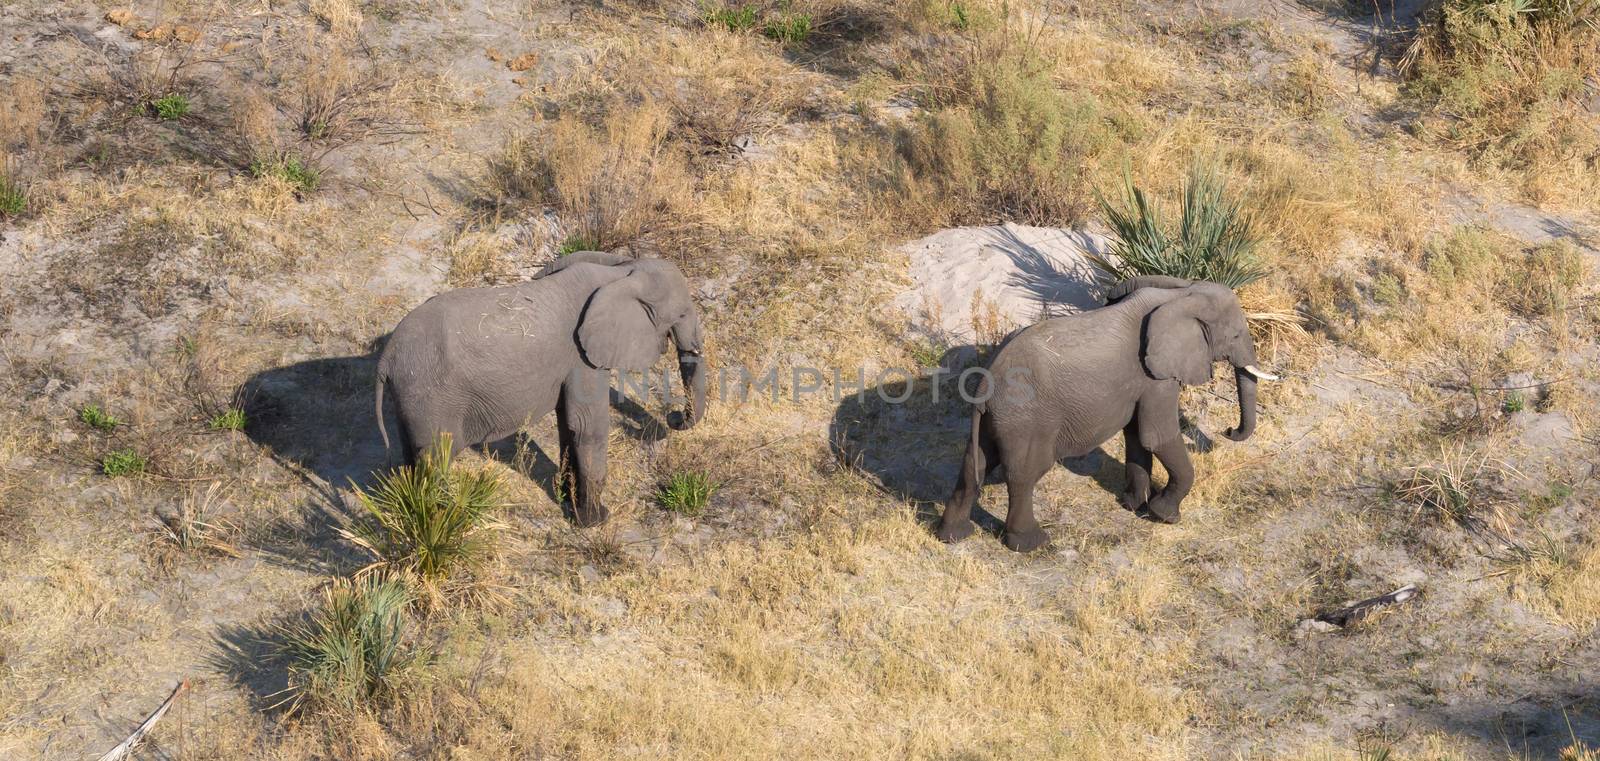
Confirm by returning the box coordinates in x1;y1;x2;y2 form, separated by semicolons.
1314;584;1420;628
96;679;188;761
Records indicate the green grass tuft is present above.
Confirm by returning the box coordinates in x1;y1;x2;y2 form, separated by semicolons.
0;173;26;218
102;449;147;477
347;434;503;587
763;13;813;45
656;470;717;517
280;575;414;714
557;235;598;255
209;408;248;431
79;404;121;431
1090;161;1267;290
704;4;758;33
250;156;321;195
149;93;191;121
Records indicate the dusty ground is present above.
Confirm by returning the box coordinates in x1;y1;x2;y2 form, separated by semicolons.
2;0;1600;759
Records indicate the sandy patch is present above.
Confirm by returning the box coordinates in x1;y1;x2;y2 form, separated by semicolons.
893;222;1112;343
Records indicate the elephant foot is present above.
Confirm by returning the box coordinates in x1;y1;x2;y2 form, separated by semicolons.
1002;527;1051;553
573;502;610;528
1119;490;1148;513
1139;497;1181;525
935;517;976;544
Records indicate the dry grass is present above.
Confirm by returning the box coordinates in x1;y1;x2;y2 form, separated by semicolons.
3;0;1600;758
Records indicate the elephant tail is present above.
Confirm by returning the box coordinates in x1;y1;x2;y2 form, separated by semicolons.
374;366;390;453
965;404;985;492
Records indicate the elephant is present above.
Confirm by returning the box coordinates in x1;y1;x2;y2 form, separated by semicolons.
374;251;708;527
934;276;1278;552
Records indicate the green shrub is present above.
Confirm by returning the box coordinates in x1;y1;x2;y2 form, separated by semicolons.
1502;390;1526;414
557;235;597;255
250;156;321;195
1507;239;1587;316
1403;0;1600;172
209;408;248;431
0;173;25;218
1424;226;1502;290
347;435;503;587
281;575;414;713
902;19;1110;225
79;404;121;431
657;470;717;517
1089;162;1267;289
102;449;147;476
762;13;813;45
148;93;191;120
704;4;758;32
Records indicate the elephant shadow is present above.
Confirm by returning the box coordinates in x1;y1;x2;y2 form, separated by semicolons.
828;365;1125;535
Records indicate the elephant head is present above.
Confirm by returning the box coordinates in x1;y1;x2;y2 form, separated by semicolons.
555;253;708;427
1122;278;1277;442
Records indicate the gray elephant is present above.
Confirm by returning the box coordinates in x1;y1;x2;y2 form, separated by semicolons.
374;251;708;527
935;276;1278;552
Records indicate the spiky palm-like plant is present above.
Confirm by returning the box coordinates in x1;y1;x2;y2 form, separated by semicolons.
1090;162;1267;290
280;575;413;713
346;435;503;590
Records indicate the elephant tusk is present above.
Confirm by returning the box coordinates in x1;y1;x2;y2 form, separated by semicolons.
1243;364;1279;382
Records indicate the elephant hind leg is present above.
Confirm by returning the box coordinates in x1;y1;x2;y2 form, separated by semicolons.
936;411;998;543
1120;420;1153;512
999;438;1054;553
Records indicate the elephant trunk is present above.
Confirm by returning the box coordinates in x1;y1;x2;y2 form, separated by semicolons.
1223;365;1258;442
672;313;707;428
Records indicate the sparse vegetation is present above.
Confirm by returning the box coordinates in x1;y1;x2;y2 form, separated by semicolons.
78;404;120;431
657;470;717;516
346;436;503;596
208;408;248;431
1090;162;1267;289
280;575;415;714
155;482;238;557
558;234;597;255
250;156;321;195
101;448;147;477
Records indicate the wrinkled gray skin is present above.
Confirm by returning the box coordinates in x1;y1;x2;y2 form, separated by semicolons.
375;252;708;527
935;277;1271;552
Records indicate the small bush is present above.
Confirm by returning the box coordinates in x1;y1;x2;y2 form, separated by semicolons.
1089;162;1267;289
156;482;238;557
1507;240;1588;317
148;93;191;120
531;106;689;250
657;470;717;517
102;449;147;476
209;408;248;431
762;13;813;45
1393;445;1520;544
79;404;121;431
1402;0;1600;200
281;575;414;713
347;435;503;592
1501;390;1526;413
250;156;321;195
557;235;597;256
1424;226;1502;291
902;17;1110;225
704;4;758;33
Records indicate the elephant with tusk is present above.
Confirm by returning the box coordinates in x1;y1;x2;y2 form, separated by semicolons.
374;251;708;528
935;275;1276;552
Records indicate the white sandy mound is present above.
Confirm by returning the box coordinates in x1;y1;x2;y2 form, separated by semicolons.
894;222;1114;343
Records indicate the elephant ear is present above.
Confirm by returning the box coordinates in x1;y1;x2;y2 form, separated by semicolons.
577;272;662;371
1142;293;1213;385
534;251;633;279
1104;275;1193;306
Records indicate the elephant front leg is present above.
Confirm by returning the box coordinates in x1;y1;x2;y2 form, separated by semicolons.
560;375;612;528
1142;439;1193;525
1120;420;1152;513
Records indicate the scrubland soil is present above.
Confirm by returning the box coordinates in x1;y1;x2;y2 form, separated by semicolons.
2;0;1599;758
